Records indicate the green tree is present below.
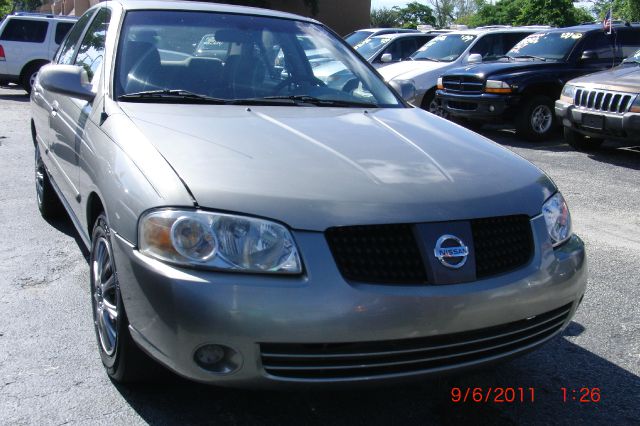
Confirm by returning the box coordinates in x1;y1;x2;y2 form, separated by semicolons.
1;0;12;19
370;7;400;27
593;0;640;22
393;1;437;28
10;0;42;13
460;0;595;27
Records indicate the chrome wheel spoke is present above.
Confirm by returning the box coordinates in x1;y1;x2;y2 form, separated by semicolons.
92;236;119;356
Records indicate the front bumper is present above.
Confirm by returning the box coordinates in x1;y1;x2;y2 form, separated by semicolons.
555;100;640;142
111;215;587;388
436;90;521;120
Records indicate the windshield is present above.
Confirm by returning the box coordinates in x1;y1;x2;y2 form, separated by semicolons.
623;48;640;64
345;30;374;46
354;36;392;59
115;11;402;107
411;34;476;62
508;31;584;60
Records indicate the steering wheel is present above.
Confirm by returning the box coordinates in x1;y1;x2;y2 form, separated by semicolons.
274;75;326;94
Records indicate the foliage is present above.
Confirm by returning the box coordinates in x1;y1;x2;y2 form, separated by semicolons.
460;0;596;27
393;1;437;28
205;0;319;15
0;0;12;20
370;7;400;28
10;0;41;13
593;0;640;22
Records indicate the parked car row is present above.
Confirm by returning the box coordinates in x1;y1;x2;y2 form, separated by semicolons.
359;23;639;148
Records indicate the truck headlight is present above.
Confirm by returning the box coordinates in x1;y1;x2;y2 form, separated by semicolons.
485;80;512;94
542;193;572;247
139;209;302;274
560;84;577;104
437;77;443;90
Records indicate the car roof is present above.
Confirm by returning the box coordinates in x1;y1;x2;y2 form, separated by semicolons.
545;23;640;32
447;27;546;36
108;0;317;23
368;32;432;40
7;12;77;21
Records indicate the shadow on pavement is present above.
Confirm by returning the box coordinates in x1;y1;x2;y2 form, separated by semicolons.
0;85;29;102
479;128;640;171
45;210;90;262
110;323;639;425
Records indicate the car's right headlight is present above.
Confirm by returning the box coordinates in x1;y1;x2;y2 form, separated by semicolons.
630;95;640;113
560;84;577;104
139;209;302;274
542;192;572;247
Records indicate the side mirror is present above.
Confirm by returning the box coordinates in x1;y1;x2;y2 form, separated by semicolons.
581;50;599;61
389;79;416;103
467;53;482;64
380;53;393;63
38;64;95;102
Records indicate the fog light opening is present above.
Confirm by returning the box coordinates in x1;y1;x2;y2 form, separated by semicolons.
193;344;242;374
489;105;495;112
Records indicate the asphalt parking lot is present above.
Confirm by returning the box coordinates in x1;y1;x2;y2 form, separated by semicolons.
0;83;638;425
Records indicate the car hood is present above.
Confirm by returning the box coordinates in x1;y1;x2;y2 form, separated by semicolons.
378;60;449;81
119;104;555;231
446;60;561;80
570;64;640;93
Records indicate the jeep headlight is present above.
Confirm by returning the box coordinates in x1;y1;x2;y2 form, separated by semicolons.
139;209;302;274
542;193;572;247
560;84;577;104
630;95;640;113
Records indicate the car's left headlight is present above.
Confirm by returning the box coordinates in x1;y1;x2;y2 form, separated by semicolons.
485;80;512;94
630;95;640;113
542;192;572;247
139;209;302;274
560;84;577;104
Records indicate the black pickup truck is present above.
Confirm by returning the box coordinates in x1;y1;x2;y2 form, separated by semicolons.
435;24;640;140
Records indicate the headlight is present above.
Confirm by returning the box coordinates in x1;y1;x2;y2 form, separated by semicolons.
485;80;512;94
389;79;416;102
139;209;302;274
560;84;577;104
436;77;443;90
542;193;572;247
630;95;640;113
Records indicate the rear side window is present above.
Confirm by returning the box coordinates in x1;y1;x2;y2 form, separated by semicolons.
54;22;75;44
581;32;617;60
74;8;111;82
57;10;95;64
617;30;640;58
0;19;48;43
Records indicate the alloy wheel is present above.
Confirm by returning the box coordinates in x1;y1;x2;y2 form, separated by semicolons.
530;104;552;135
92;236;119;356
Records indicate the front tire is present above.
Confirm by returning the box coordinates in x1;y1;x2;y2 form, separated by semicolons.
563;126;604;152
516;95;557;141
90;213;157;383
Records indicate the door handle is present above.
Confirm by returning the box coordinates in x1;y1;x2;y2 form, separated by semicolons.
51;100;59;117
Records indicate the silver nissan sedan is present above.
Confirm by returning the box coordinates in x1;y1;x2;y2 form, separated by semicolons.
30;0;586;387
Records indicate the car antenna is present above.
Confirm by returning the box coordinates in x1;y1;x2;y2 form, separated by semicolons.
100;0;109;125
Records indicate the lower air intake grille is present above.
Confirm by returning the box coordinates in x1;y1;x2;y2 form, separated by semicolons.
325;224;427;284
261;303;572;380
471;215;534;278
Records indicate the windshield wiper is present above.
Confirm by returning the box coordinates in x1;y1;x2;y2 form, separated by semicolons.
259;95;379;108
513;55;547;61
413;57;442;62
118;89;231;103
493;55;514;61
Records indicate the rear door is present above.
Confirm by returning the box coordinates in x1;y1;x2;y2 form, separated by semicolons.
0;18;49;76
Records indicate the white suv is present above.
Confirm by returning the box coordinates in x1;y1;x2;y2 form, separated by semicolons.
0;12;77;93
378;26;548;111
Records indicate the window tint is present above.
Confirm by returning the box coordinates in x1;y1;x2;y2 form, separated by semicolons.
54;22;75;44
617;30;640;58
581;32;617;60
471;34;505;60
398;38;418;59
57;10;95;64
0;19;48;43
75;8;111;82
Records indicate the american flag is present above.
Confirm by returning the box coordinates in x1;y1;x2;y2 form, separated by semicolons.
603;8;612;34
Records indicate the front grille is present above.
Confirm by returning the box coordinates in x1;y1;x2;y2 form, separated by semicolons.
326;215;533;284
261;303;572;380
574;88;636;113
443;76;484;94
325;224;427;284
447;100;478;111
471;215;534;279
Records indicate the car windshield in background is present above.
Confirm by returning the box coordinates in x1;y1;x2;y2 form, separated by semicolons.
411;34;476;62
508;31;584;60
344;30;373;46
354;36;392;58
623;48;640;64
116;11;402;108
